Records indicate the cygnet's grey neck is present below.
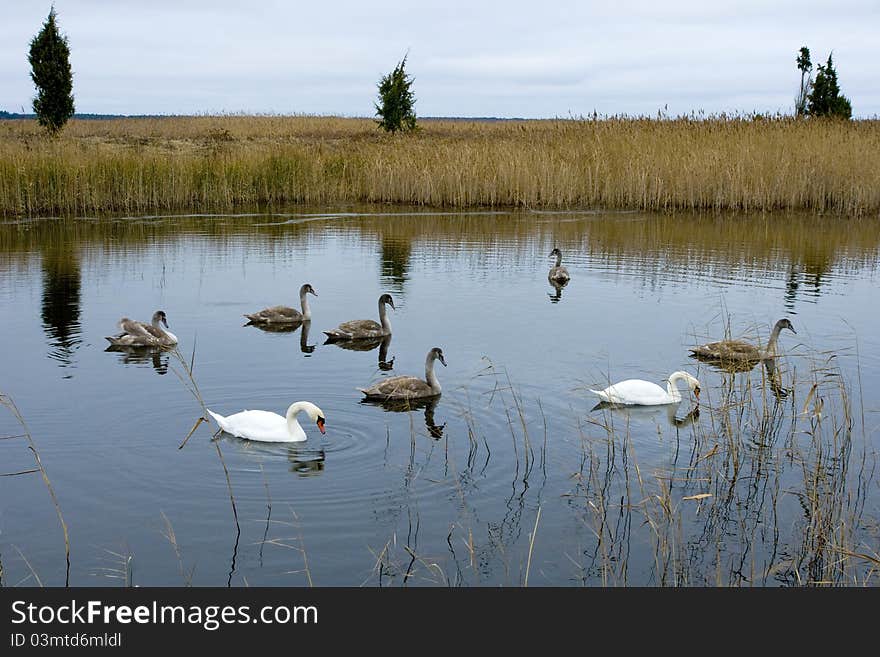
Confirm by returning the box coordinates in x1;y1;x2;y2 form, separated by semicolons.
767;320;788;350
379;299;392;332
425;352;441;394
300;288;312;320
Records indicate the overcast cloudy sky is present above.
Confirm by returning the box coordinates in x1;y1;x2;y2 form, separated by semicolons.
3;1;878;118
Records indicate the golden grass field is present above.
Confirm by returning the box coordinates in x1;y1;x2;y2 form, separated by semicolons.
1;115;878;216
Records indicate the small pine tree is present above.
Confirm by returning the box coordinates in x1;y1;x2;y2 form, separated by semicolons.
28;7;75;134
375;56;417;133
807;54;852;119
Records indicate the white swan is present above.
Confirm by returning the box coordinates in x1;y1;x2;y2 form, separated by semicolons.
206;401;326;442
590;371;701;406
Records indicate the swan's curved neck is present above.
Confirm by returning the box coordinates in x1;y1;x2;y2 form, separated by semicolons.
766;322;785;352
285;402;308;438
150;315;173;341
425;353;441;394
379;300;392;332
299;289;312;320
555;252;562;267
665;373;687;402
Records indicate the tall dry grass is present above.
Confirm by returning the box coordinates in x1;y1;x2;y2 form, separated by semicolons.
1;115;879;216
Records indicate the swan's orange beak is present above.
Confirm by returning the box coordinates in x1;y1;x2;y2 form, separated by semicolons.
694;386;701;400
316;417;326;434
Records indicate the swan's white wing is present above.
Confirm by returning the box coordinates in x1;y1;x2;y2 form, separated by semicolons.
593;379;671;405
211;409;290;441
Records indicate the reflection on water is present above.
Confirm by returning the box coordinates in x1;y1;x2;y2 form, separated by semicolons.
287;447;325;476
548;279;568;303
222;436;326;477
246;319;316;354
379;235;411;292
1;207;878;587
590;399;701;428
325;334;394;371
360;395;446;439
104;344;171;375
40;244;81;375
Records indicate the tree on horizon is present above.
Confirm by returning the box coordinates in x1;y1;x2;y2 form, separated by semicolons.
28;6;75;134
807;53;852;119
375;55;417;133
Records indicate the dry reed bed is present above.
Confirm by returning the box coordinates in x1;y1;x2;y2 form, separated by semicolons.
2;116;879;216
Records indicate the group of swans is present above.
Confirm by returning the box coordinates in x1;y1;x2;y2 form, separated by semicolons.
590;318;796;406
546;247;795;407
108;249;796;440
209;287;440;442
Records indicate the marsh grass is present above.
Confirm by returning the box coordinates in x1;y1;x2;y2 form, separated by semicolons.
2;115;879;216
570;341;877;586
0;391;70;585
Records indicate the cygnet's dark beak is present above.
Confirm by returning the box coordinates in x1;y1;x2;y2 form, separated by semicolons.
439;353;447;367
162;317;170;328
310;288;318;297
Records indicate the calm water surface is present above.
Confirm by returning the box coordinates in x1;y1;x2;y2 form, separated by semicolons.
0;208;878;586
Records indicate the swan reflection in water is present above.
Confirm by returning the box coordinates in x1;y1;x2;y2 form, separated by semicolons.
246;319;316;354
221;434;326;477
324;334;394;371
590;399;701;428
287;446;325;476
548;279;568;303
104;344;171;375
691;352;790;401
360;395;446;439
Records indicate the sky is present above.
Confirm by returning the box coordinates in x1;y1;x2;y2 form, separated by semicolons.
2;1;878;118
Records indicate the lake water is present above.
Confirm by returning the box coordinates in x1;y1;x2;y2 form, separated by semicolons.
1;208;878;587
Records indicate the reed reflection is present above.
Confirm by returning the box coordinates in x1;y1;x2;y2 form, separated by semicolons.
379;235;410;292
